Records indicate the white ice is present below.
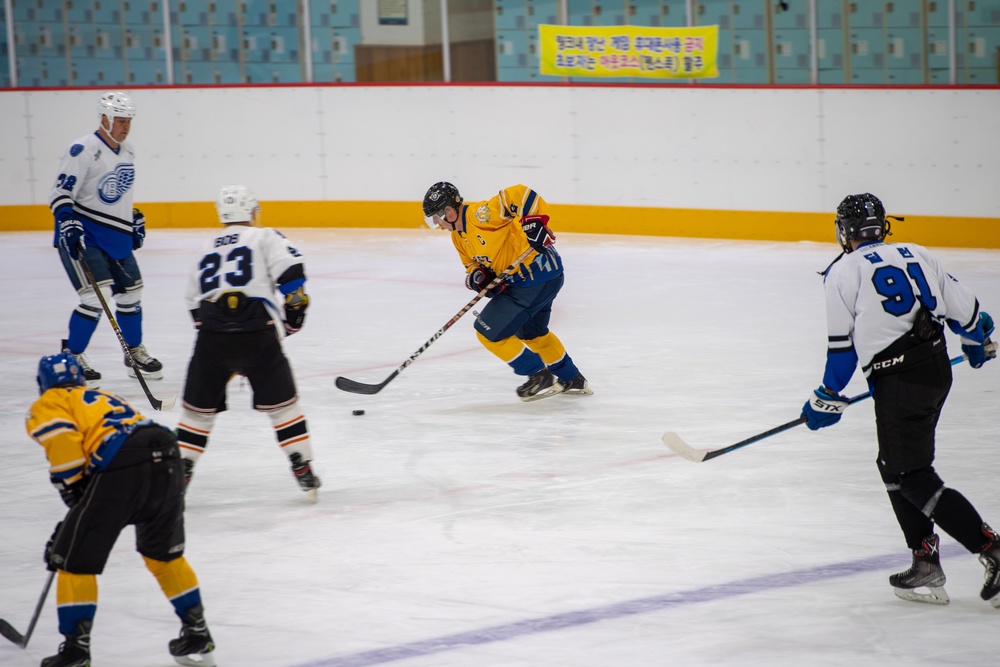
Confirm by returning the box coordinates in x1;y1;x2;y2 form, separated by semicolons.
1;229;998;667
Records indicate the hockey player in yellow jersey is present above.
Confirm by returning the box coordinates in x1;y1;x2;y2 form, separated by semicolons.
26;352;216;667
422;182;592;400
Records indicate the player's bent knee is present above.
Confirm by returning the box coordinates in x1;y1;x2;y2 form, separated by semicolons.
897;466;946;517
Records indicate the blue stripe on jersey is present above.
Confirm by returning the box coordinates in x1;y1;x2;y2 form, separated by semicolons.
822;347;858;393
523;190;537;216
88;431;129;474
278;277;305;295
33;421;77;439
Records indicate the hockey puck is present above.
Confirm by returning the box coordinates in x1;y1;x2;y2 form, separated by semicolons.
352;410;365;416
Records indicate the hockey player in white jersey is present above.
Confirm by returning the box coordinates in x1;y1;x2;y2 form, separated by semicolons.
176;185;321;500
49;91;162;386
801;193;999;607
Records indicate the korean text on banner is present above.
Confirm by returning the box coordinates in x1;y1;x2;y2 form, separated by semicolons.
539;24;719;79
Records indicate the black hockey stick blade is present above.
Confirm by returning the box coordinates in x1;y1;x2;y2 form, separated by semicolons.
335;371;398;395
662;355;968;463
0;618;27;647
0;570;55;648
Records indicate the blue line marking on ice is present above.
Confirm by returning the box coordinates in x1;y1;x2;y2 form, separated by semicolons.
291;544;965;667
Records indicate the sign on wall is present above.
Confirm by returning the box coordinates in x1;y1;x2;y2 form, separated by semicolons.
538;24;719;79
378;0;408;25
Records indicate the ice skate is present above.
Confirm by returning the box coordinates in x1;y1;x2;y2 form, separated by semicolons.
559;372;593;396
41;619;91;667
979;523;1000;608
289;452;321;503
516;368;562;402
889;534;949;605
124;343;163;379
168;604;216;667
62;340;100;388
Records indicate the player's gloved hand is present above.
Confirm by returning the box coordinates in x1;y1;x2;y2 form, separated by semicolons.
58;218;85;260
801;386;849;430
44;521;63;572
962;311;997;369
284;287;309;335
465;266;505;298
132;207;146;250
521;214;555;251
51;476;88;508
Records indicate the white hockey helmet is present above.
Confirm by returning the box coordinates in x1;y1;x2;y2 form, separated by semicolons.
216;185;261;225
97;91;136;121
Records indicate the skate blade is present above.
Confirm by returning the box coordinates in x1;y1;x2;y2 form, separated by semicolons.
893;585;950;605
307;488;319;504
989;594;1000;609
174;652;216;667
519;386;563;402
128;368;164;380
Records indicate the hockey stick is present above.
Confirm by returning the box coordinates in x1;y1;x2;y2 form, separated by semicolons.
0;571;55;648
663;354;968;463
77;250;176;411
336;246;535;395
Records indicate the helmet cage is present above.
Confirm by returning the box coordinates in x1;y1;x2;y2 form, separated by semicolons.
37;353;85;394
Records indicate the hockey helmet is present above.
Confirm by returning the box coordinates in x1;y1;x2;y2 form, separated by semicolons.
216;185;261;225
97;91;136;121
835;193;890;253
37;353;85;394
422;181;462;228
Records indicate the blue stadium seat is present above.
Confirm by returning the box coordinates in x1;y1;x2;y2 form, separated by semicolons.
127;58;166;85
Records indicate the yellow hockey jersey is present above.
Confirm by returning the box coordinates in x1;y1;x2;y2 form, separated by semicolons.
452;184;563;286
26;386;148;484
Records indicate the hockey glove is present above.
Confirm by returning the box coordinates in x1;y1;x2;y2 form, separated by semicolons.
465;266;505;298
58;217;85;260
132;207;146;250
962;311;997;369
284;287;309;335
521;214;555;252
801;386;849;430
44;521;63;572
51;475;88;508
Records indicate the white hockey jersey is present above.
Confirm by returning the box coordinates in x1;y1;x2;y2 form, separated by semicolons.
49;132;136;260
822;241;981;390
187;225;306;339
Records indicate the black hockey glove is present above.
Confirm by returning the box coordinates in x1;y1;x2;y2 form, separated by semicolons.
465;266;505;298
284;287;309;335
132;207;146;250
51;475;88;508
44;521;63;572
521;214;555;252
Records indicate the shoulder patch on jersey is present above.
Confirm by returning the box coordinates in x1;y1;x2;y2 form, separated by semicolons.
70;144;84;157
475;203;491;224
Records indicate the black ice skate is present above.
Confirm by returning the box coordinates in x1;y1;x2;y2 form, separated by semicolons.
559;372;594;396
124;343;164;379
978;523;1000;608
289;452;321;502
889;533;949;605
62;340;100;388
168;604;216;667
41;618;91;667
516;368;562;402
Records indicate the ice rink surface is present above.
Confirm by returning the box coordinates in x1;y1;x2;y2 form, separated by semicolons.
1;228;998;667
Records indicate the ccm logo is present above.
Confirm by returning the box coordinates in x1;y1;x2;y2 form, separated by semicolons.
872;354;905;370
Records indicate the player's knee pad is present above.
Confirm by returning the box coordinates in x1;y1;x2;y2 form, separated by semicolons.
894;467;946;518
177;408;216;459
79;283;114;310
476;331;526;363
113;286;141;312
522;332;566;366
268;401;312;458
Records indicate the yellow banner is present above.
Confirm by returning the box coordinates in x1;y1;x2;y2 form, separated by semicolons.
539;24;719;79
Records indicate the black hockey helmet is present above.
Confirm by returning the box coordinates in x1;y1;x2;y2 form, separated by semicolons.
835;193;890;253
422;182;463;218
